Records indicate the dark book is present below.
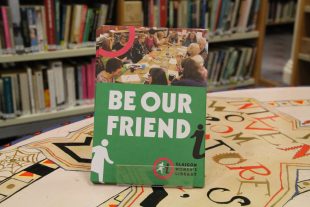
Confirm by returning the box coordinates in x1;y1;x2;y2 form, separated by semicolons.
2;76;14;115
0;8;7;52
106;0;116;25
142;0;149;26
20;8;31;52
90;8;100;42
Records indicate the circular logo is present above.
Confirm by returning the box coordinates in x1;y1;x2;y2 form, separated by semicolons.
153;158;175;180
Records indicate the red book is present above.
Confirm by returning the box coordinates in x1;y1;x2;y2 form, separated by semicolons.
214;0;222;31
1;7;12;49
82;64;88;101
160;0;167;27
44;0;56;50
149;0;154;27
79;5;88;44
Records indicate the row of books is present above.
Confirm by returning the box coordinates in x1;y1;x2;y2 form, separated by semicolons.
207;45;257;86
0;58;95;119
267;0;297;24
0;0;116;55
133;0;260;35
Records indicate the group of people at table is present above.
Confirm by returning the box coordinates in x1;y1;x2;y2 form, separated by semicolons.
96;29;208;87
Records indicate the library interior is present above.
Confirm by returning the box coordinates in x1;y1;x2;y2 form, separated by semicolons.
0;1;309;206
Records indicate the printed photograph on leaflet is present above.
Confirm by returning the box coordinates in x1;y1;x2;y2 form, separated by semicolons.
91;26;208;187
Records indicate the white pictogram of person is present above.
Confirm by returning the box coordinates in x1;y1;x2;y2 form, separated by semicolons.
156;161;165;175
91;139;114;183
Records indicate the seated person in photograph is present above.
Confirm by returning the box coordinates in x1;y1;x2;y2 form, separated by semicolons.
145;68;168;85
182;32;197;47
176;52;185;75
156;31;167;45
191;55;208;81
129;34;148;63
96;58;123;83
112;34;130;60
187;43;201;58
168;31;179;45
197;37;208;68
145;29;159;52
171;58;207;87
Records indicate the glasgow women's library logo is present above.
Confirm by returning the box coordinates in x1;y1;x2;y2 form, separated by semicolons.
153;157;175;180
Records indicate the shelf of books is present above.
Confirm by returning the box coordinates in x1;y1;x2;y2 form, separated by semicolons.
0;0;267;131
267;0;297;26
0;48;95;63
208;78;255;92
0;104;94;127
266;21;295;26
209;31;259;43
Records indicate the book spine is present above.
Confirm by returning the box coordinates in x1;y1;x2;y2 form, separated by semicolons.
89;8;99;42
35;6;45;51
52;62;65;105
47;69;56;110
149;0;154;27
41;7;48;51
19;73;31;114
2;77;14;116
26;67;35;113
42;69;50;109
77;65;83;104
27;8;39;52
79;5;88;44
160;0;167;27
106;0;116;25
66;66;76;106
86;63;92;100
200;0;206;28
63;5;72;48
35;70;45;112
20;8;31;53
82;64;88;101
55;0;61;47
1;7;12;52
70;5;82;46
8;0;24;53
60;4;67;47
44;0;56;50
83;9;94;43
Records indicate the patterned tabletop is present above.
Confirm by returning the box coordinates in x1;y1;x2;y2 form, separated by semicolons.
0;87;309;207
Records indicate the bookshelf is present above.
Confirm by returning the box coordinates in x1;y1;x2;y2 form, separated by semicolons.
0;0;268;138
0;105;94;127
0;48;95;63
291;0;310;85
208;31;259;43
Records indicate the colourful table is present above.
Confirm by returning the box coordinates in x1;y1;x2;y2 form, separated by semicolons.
0;87;309;207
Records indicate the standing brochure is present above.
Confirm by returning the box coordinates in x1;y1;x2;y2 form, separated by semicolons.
91;26;208;187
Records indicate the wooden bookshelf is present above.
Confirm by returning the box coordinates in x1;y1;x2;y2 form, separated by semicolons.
266;21;295;26
209;31;259;43
0;47;95;63
208;79;255;92
291;0;310;85
0;105;94;128
299;53;310;62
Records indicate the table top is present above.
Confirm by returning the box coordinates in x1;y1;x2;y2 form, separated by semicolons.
0;87;309;207
116;45;184;84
